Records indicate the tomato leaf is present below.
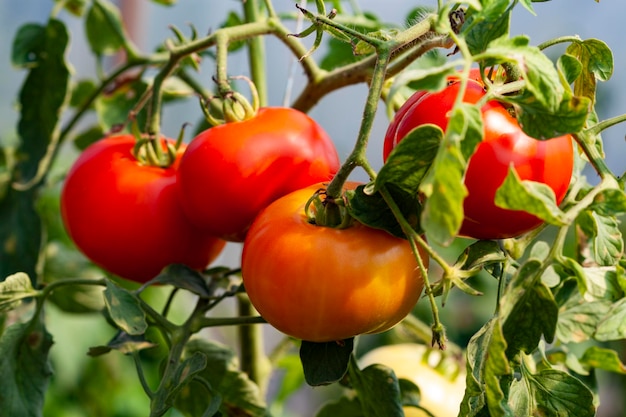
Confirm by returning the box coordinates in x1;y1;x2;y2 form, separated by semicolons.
463;0;511;55
484;35;562;111
0;272;37;313
300;339;354;386
351;364;404;417
494;167;568;227
377;124;442;194
154;264;213;298
387;61;461;103
566;38;614;103
511;93;591;139
273;354;306;409
460;318;512;417
87;331;157;357
557;54;583;86
500;259;558;356
556;292;612;343
85;0;127;56
589;188;626;216
54;0;88;16
579;345;626;374
577;211;623;267
420;104;481;246
0;315;54;417
509;368;595;417
595;298;626;341
174;339;267;417
345;184;422;238
103;280;148;336
95;78;149;132
2;19;70;283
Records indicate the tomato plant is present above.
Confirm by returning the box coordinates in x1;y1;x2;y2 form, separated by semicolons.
241;183;427;342
383;73;575;239
3;1;626;417
177;107;340;241
60;134;225;282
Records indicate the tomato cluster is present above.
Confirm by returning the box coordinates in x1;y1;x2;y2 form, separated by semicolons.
384;70;574;239
61;107;339;283
61;106;427;341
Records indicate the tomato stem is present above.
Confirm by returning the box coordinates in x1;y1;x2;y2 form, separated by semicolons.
243;0;269;107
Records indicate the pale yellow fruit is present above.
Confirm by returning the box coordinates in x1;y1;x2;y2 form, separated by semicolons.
359;343;466;417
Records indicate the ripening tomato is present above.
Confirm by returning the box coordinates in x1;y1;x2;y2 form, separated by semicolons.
177;107;340;242
383;73;574;239
60;135;225;283
241;183;427;342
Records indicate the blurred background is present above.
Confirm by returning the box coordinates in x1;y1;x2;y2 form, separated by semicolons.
1;1;626;416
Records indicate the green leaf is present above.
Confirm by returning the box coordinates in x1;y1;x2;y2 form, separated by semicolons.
387;61;461;103
460;318;512;417
0;315;54;417
556;292;611;343
420;105;482;246
567;39;614;103
351;364;404;417
557;54;583;85
595;298;626;341
85;0;127;56
377;124;442;194
509;368;595;417
500;259;558;356
151;0;177;5
0;272;37;313
272;354;306;409
88;331;157;357
2;19;70;282
73;125;104;150
484;35;562;110
512;93;591;140
579;345;626;374
175;339;267;417
345;183;421;238
494;167;568;226
154;264;213;298
69;79;98;109
463;1;511;55
103;280;147;335
589;188;626;216
95;78;149;131
577;211;623;266
300;339;354;386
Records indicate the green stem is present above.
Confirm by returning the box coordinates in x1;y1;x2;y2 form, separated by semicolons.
325;49;391;198
244;0;269;106
192;315;267;330
133;351;155;399
537;35;582;51
573;132;615;180
236;294;269;391
378;185;448;348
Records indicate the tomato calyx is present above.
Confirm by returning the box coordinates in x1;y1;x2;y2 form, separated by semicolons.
201;76;260;125
305;188;354;229
131;134;182;168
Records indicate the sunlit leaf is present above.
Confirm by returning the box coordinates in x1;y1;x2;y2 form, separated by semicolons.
567;38;614;103
463;0;511;55
103;280;147;335
580;345;626;374
595;298;626;341
0;272;37;312
495;167;568;226
85;0;127;56
577;211;623;266
556;292;611;343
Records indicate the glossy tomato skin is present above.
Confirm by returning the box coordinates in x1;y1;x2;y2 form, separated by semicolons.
383;76;574;240
241;183;427;342
60;135;225;283
177;107;340;242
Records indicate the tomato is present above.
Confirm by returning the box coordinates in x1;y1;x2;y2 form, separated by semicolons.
177;107;340;242
360;343;466;417
383;73;574;239
60;135;225;283
241;183;427;342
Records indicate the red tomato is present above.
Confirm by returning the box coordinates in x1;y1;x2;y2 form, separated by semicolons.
60;135;225;283
383;74;574;239
241;183;427;342
177;107;340;242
